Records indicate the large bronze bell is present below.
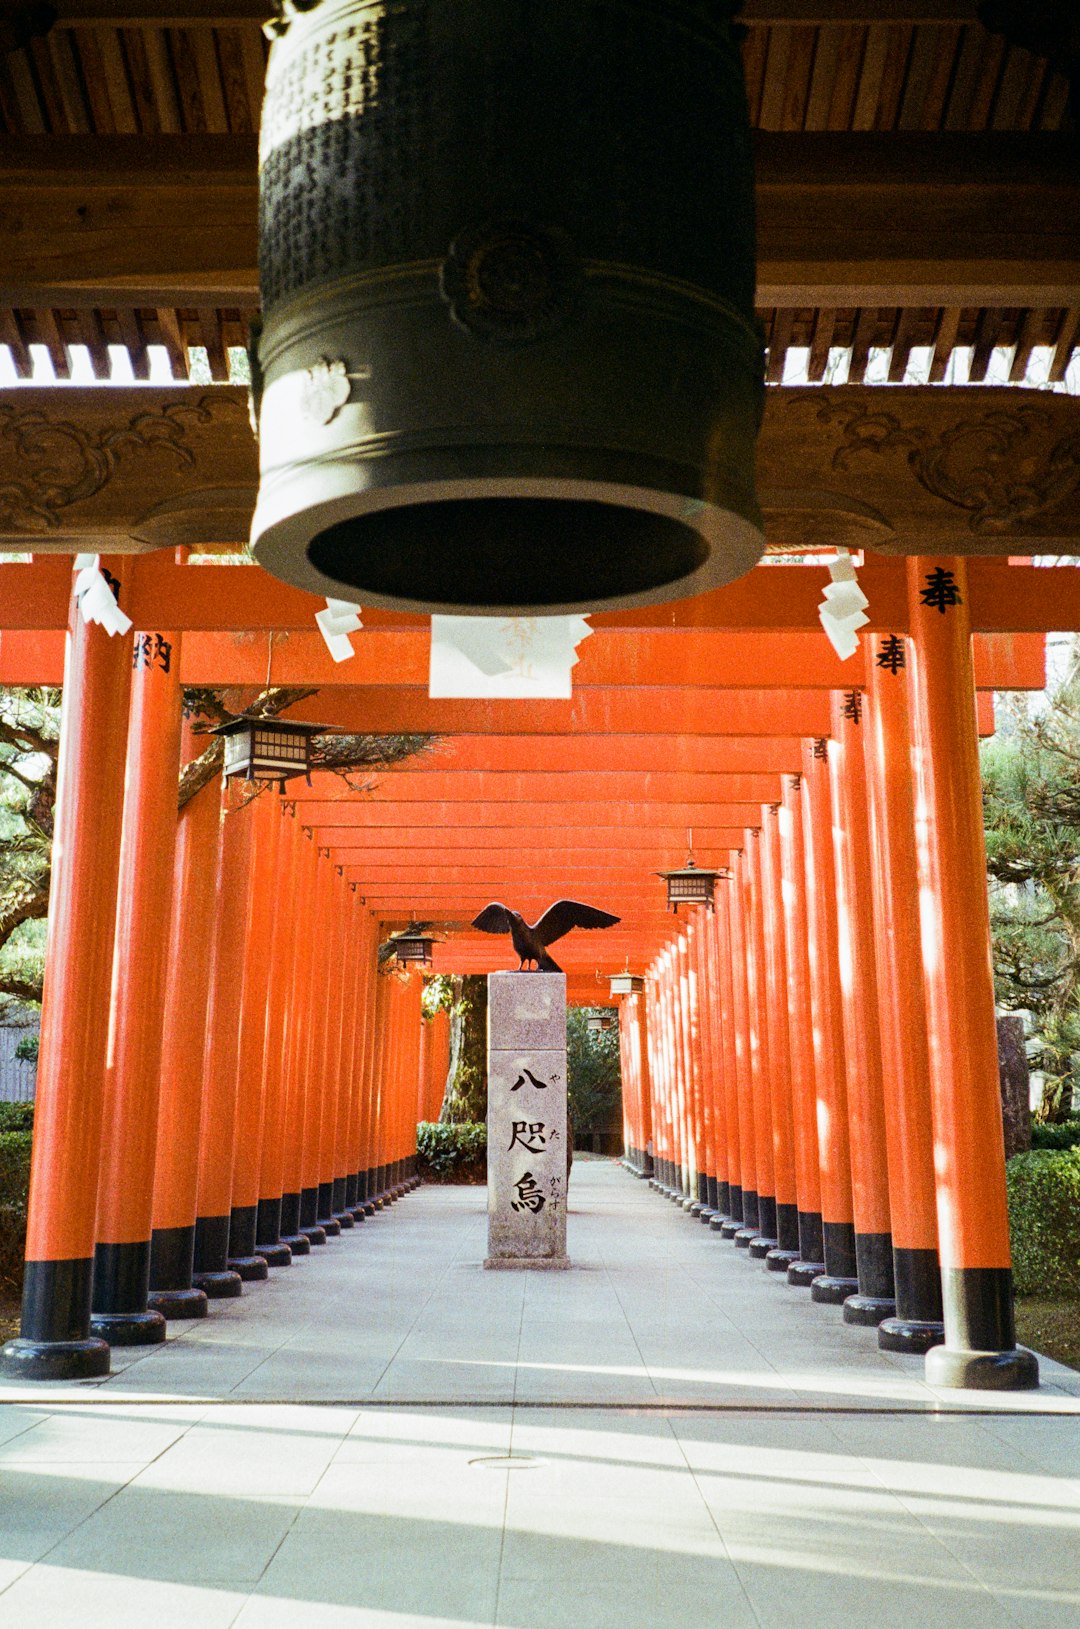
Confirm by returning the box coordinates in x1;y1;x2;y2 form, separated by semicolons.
251;0;764;615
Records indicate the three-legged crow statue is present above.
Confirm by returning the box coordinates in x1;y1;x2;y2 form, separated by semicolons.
472;901;620;972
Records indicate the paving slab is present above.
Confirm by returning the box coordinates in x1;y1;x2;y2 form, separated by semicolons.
0;1162;1077;1627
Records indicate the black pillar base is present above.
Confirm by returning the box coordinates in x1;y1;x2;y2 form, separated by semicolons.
318;1218;342;1237
149;1224;197;1299
192;1269;242;1298
797;1210;825;1269
854;1232;896;1304
842;1293;896;1327
299;1186;321;1229
256;1242;293;1267
280;1233;312;1256
256;1197;284;1252
361;1202;377;1217
89;1309;167;1346
925;1344;1040;1390
811;1274;859;1304
928;1266;1040;1389
822;1219;859;1283
192;1214;232;1277
333;1211;355;1230
148;1286;209;1320
300;1226;328;1246
718;1219;741;1238
775;1202;801;1255
0;1336;110;1381
877;1316;945;1355
786;1258;826;1288
228;1255;269;1281
92;1240;158;1330
747;1236;778;1259
347;1205;367;1222
228;1204;259;1260
8;1259;111;1378
733;1228;756;1249
764;1247;801;1273
317;1183;339;1231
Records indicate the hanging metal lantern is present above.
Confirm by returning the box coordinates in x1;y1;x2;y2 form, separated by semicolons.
657;833;726;913
609;971;645;998
587;1012;616;1035
386;927;439;969
250;0;764;616
657;859;721;913
214;716;322;789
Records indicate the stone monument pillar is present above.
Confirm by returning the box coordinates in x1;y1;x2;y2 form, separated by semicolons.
485;972;570;1269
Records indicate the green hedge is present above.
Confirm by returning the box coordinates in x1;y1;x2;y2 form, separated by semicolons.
1031;1119;1080;1152
0;1102;34;1135
416;1121;486;1184
0;1129;31;1299
1007;1148;1080;1298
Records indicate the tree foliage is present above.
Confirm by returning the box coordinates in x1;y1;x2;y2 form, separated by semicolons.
983;657;1080;1121
0;677;434;1011
432;974;488;1124
567;1008;622;1134
0;689;60;1010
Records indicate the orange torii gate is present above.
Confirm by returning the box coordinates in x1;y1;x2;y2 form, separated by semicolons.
0;547;1061;1394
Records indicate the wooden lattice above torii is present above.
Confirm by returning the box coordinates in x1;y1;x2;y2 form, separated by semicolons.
0;0;1077;385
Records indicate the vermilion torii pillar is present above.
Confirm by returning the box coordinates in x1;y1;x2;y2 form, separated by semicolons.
828;693;896;1327
741;833;776;1253
192;783;256;1292
91;625;184;1347
759;803;800;1269
778;775;825;1286
711;885;742;1230
863;636;945;1355
149;770;219;1313
254;806;301;1263
722;852;758;1243
227;790;281;1274
800;744;858;1303
907;558;1038;1390
0;560;134;1381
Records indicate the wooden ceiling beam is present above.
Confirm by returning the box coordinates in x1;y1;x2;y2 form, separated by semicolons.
46;2;984;23
1;132;1075;309
44;1;270;22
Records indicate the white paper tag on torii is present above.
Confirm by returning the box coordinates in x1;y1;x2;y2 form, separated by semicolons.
429;616;593;699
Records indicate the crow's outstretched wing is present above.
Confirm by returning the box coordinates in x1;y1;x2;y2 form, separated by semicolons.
533;900;621;947
472;903;514;934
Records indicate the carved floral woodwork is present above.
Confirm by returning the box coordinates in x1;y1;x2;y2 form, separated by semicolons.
0;391;255;553
0;385;1076;556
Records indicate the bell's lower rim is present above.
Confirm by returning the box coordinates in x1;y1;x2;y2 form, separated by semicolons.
251;475;763;616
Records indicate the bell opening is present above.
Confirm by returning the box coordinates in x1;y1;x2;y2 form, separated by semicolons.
307;498;709;610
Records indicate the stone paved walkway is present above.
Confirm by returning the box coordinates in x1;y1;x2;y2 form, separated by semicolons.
1;1161;1079;1626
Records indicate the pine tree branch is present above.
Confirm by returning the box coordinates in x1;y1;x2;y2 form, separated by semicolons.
0;878;50;951
0;974;42;1005
0;716;56;762
0;760;43;795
